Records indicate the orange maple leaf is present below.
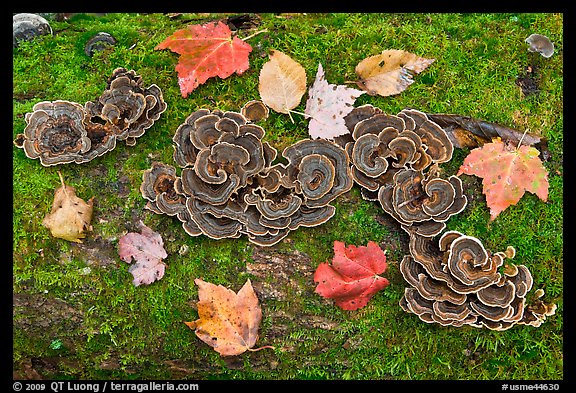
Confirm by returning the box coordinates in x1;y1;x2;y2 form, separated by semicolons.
457;139;549;220
155;21;252;97
185;278;274;356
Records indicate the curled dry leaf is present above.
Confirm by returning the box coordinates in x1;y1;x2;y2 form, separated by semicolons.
355;49;435;96
258;50;307;116
185;278;274;356
425;112;546;151
42;171;94;243
118;221;168;286
305;63;365;140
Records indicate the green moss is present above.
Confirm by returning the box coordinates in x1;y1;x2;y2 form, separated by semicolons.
13;13;563;380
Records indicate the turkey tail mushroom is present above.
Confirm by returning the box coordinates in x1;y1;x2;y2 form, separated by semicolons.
14;68;167;165
400;232;556;330
143;108;352;246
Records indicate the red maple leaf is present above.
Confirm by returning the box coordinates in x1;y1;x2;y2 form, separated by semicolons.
457;139;549;220
155;21;252;97
314;240;389;310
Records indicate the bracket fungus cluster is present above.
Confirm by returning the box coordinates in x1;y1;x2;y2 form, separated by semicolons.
341;104;467;238
141;105;352;246
399;231;556;330
84;32;117;57
136;100;555;331
13;67;167;166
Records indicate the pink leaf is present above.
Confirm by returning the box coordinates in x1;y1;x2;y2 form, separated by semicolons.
118;221;168;286
305;63;365;140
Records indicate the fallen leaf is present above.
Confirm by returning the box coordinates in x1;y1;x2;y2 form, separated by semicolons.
258;50;307;118
155;21;253;97
457;139;549;220
425;112;546;151
42;171;94;243
305;63;365;139
314;240;389;310
118;221;168;286
185;278;274;356
355;49;435;96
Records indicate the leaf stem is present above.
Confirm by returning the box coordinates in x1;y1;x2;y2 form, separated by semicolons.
57;170;69;197
247;345;276;352
241;29;268;41
289;109;311;119
57;170;65;188
517;129;529;149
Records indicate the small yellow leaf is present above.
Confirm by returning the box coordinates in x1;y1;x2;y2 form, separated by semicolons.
42;171;94;243
258;50;307;114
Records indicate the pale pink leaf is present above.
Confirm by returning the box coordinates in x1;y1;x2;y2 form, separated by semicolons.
305;63;365;140
118;221;168;286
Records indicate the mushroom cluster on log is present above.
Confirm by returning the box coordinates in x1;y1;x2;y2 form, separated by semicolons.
399;231;556;330
13;67;167;166
141;107;352;246
341;104;466;237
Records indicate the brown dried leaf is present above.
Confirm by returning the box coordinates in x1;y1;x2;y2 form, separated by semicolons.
42;171;93;243
185;278;274;356
258;50;307;115
355;49;435;96
426;113;546;150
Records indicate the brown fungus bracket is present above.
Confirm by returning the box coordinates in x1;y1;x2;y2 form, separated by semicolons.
13;100;92;166
341;105;455;204
378;167;467;238
337;104;466;237
14;67;167;166
142;106;351;247
137;100;555;331
241;99;269;123
141;103;459;246
399;231;556;330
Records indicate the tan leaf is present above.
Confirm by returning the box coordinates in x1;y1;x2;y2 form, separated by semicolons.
355;49;435;96
42;171;94;243
258;50;307;114
185;278;274;356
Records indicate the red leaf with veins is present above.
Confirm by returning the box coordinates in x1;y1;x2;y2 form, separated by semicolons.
314;240;389;310
155;21;252;97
